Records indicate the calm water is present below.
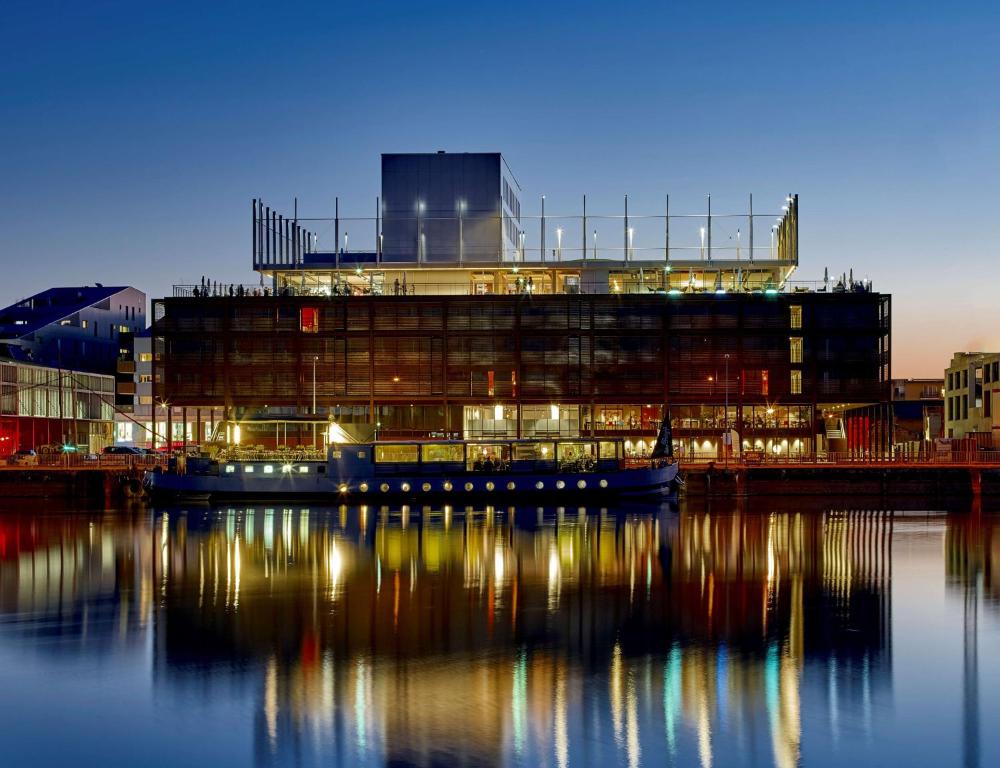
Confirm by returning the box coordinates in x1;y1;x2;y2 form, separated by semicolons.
0;499;998;768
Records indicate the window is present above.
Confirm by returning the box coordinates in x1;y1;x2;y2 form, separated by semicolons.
761;370;769;396
300;307;320;333
374;444;419;463
139;395;153;405
789;305;802;329
421;444;465;462
789;337;803;364
139;353;153;362
986;394;992;418
59;319;71;326
790;370;802;394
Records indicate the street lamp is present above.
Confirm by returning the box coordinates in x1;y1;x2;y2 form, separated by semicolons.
555;227;563;261
628;226;634;262
699;227;706;260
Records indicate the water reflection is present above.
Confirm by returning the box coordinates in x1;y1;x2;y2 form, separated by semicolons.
0;501;997;767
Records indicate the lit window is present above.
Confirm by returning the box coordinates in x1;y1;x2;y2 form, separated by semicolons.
298;466;308;473
82;320;88;329
761;370;769;396
281;464;293;473
789;337;803;364
139;353;153;362
790;305;802;329
263;465;274;473
244;465;254;473
225;465;236;474
300;307;320;333
59;319;72;326
791;370;802;394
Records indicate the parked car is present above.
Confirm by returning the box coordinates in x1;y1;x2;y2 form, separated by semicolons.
8;449;38;466
102;446;142;455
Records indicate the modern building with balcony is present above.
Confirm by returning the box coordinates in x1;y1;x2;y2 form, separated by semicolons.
154;152;891;459
0;285;146;455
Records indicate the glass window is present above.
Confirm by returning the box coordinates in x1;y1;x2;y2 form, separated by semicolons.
300;307;320;333
421;443;465;462
598;441;618;459
513;442;554;461
374;444;419;463
789;337;803;364
791;370;802;394
790;305;802;329
556;442;596;471
467;444;511;471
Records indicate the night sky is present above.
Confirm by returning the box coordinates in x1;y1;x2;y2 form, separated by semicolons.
2;0;998;376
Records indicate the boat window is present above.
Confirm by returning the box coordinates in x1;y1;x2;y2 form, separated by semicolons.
467;444;511;472
556;442;597;472
244;465;254;473
298;466;309;473
375;444;419;463
513;442;554;461
421;444;464;462
598;441;618;459
225;465;235;474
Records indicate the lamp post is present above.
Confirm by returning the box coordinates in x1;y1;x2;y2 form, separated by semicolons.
556;227;563;261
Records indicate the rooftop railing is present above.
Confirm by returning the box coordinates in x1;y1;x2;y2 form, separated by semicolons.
173;277;874;299
252;195;800;270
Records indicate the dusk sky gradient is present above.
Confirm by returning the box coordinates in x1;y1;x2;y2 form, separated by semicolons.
2;0;998;376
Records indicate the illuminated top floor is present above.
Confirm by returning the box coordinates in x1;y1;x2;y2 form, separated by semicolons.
246;151;802;297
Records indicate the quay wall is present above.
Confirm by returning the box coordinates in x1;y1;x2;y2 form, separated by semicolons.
685;465;1000;497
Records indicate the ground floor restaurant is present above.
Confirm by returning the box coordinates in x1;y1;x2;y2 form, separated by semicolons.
0;416;114;456
170;400;874;461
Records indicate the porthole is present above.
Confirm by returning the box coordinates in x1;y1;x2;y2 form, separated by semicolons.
485;481;495;491
359;482;369;493
400;482;411;492
577;480;587;489
599;479;608;488
443;481;453;491
380;483;390;492
556;480;565;490
535;480;544;490
506;481;516;491
422;482;432;492
464;482;474;492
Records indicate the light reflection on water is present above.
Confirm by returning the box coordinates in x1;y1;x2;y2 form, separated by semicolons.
0;499;998;767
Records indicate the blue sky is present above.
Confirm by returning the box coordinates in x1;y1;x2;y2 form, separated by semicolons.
1;0;998;375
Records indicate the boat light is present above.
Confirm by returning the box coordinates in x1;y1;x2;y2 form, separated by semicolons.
443;481;453;491
359;482;369;492
556;480;565;489
422;482;432;492
281;464;293;473
380;483;390;492
577;480;587;489
465;482;474;491
535;481;544;490
485;481;495;491
338;484;348;493
506;481;516;491
599;479;608;488
400;482;410;492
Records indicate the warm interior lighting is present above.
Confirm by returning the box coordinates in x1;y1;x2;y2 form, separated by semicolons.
327;422;353;444
550;404;559;420
494;404;504;420
233;424;241;445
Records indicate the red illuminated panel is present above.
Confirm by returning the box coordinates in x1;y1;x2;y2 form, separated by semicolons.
300;307;320;333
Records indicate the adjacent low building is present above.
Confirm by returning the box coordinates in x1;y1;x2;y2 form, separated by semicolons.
945;352;999;445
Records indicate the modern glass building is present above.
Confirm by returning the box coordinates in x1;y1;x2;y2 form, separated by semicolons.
155;152;891;459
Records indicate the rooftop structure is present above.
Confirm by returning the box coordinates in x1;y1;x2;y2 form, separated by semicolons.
242;152;805;300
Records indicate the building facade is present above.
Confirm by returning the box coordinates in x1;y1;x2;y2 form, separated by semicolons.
157;153;891;459
945;352;999;444
0;285;146;455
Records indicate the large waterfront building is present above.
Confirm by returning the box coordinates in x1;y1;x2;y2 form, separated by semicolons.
0;285;146;454
945;352;999;444
154;152;891;458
